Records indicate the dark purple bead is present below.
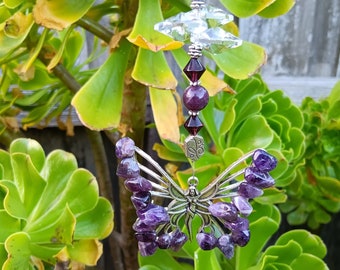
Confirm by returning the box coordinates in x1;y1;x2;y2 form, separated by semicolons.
208;202;238;222
231;229;250;247
115;137;135;159
232;196;253;216
156;233;172;249
237;182;264;199
184;115;204;135
183;85;209;112
225;217;249;232
137;204;170;226
252;149;277;172
170;229;188;251
135;231;157;242
183;58;206;82
196;232;217;250
131;191;151;210
244;166;275;188
116;158;140;178
133;218;156;232
138;241;158;256
124;176;153;192
217;234;234;259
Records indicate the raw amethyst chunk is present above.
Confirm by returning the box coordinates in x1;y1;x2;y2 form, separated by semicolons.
217;234;234;259
231;229;250;247
135;231;157;242
196;232;217;250
183;58;206;82
226;217;249;232
124;176;152;192
170;229;188;251
156;233;172;249
131;191;151;210
208;202;238;222
252;149;277;172
183;85;209;111
138;241;158;256
237;182;264;199
137;204;170;226
244;166;275;188
115;137;135;159
132;218;156;232
232;196;253;216
116;158;140;178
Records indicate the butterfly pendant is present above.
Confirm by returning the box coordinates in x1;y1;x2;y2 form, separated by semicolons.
115;137;277;258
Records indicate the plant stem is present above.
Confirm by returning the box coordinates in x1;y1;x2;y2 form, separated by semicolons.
77;16;114;43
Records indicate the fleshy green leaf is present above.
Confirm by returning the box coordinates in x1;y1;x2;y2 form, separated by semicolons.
3;0;24;9
139;249;186;270
290;254;328;270
72;38;132;130
220;0;275;17
259;0;295;18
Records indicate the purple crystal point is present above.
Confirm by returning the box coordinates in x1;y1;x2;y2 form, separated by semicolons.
115;137;135;159
133;218;156;232
124;176;152;192
226;217;249;232
237;182;264;199
196;232;217;250
217;235;234;259
138;241;158;256
170;229;188;251
231;229;250;247
232;196;253;216
131;191;152;210
137;204;170;226
252;149;277;172
184;115;204;135
116;157;140;178
244;166;275;189
156;233;172;249
135;231;157;242
208;202;238;222
183;58;206;82
183;85;209;111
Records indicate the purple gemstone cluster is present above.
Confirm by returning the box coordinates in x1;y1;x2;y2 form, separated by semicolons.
116;137;188;256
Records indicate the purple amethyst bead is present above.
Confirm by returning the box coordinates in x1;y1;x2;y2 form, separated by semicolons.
217;234;234;259
232;196;253;216
116;158;140;178
131;191;151;210
196;232;217;250
226;217;250;232
184;115;204;136
133;218;156;232
183;58;206;82
137;204;170;226
156;233;172;249
244;166;275;188
135;231;157;242
115;137;135;159
183;85;209;112
138;241;158;256
208;202;238;222
124;176;152;192
237;182;264;199
231;229;250;247
170;229;188;251
252;149;277;172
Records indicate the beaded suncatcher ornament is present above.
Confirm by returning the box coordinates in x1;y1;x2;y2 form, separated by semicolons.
115;0;278;258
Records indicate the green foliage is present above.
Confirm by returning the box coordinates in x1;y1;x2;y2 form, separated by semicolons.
280;81;340;229
0;138;113;268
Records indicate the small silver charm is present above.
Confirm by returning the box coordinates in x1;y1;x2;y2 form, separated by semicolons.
184;135;205;161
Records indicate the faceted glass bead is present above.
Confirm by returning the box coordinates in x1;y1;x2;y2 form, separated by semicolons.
170;229;188;251
244;166;275;189
137;204;170;226
183;85;209;111
217;235;234;259
208;202;238;222
232;196;253;216
138;241;158;256
183;58;206;82
124;176;152;192
115;137;135;159
184;115;204;135
237;182;264;199
135;231;157;242
196;232;217;250
156;233;172;249
252;149;277;172
131;191;152;210
116;158;140;178
231;229;250;247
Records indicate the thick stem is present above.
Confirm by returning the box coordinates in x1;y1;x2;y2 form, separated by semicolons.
77;16;114;43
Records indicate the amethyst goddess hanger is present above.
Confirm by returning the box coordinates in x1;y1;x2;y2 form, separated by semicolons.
115;0;277;259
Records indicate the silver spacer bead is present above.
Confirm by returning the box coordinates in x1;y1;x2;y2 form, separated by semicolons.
188;43;203;58
190;0;206;10
188;111;199;116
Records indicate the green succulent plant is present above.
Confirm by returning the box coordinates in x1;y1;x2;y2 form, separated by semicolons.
0;138;113;269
